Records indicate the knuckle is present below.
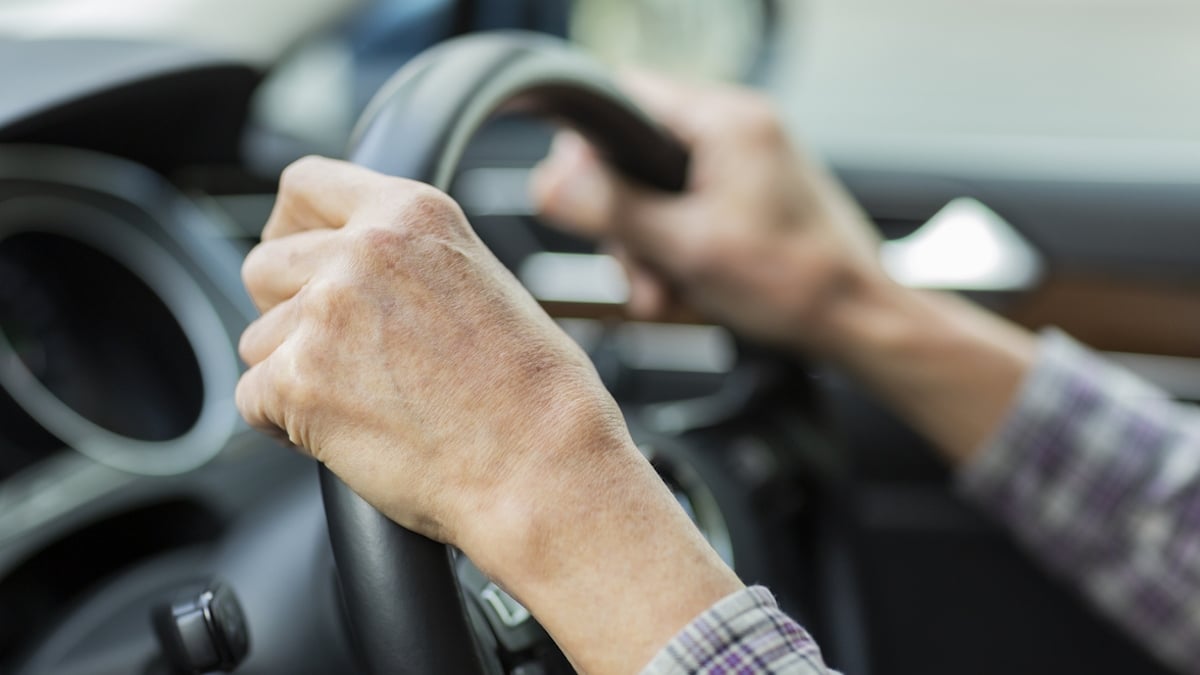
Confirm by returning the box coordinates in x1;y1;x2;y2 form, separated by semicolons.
240;243;270;293
233;373;254;417
300;276;343;313
345;226;411;277
356;224;411;255
274;343;322;414
737;95;786;144
237;325;257;364
235;369;273;429
266;156;336;240
278;155;328;196
298;276;358;333
392;184;464;233
355;184;468;256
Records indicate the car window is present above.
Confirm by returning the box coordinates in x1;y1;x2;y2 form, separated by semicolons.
772;0;1200;143
0;0;362;64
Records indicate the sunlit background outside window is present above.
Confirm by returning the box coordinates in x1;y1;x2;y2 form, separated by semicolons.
2;0;1196;287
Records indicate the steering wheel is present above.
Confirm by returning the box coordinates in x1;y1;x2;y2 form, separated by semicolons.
319;31;690;674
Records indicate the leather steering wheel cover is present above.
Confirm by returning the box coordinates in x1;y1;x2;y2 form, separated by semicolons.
321;30;690;675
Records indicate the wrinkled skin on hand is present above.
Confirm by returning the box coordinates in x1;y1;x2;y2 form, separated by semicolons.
532;72;884;354
236;156;742;675
236;156;631;548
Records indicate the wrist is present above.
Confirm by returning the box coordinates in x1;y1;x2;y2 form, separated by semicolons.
456;409;743;674
799;263;910;360
815;276;1037;462
824;277;1033;379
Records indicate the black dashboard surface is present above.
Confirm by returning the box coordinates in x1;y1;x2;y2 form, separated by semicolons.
0;38;259;173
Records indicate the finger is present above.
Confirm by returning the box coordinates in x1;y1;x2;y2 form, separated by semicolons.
532;130;687;234
533;130;709;284
235;357;285;438
262;155;409;241
627;261;670;320
530;131;619;237
238;298;298;366
616;69;707;144
606;242;671;320
242;228;340;313
607;188;713;287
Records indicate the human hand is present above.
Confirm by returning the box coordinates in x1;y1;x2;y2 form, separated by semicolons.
236;156;635;548
531;72;885;356
534;75;1040;469
235;156;742;674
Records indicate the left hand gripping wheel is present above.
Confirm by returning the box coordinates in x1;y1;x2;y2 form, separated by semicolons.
321;30;689;674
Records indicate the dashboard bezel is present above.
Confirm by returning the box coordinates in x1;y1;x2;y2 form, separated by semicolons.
0;197;239;475
0;144;255;551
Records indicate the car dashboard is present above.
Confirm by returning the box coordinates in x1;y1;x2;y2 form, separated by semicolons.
1;22;1197;675
0;38;296;670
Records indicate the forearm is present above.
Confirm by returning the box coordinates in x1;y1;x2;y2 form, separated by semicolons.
821;275;1200;670
816;275;1037;465
460;277;1035;674
485;276;1036;672
459;426;744;675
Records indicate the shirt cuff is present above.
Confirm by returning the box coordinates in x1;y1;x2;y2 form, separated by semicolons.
640;586;832;675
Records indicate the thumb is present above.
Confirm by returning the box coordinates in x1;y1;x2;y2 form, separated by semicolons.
532;131;699;278
531;131;622;238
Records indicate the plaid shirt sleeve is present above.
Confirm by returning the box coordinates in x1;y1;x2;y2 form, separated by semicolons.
645;329;1200;674
640;586;836;675
959;329;1200;673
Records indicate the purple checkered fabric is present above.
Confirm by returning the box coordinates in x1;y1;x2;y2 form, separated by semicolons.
960;329;1200;673
641;585;835;674
645;330;1200;674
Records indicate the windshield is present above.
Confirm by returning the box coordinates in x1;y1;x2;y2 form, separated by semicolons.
4;0;1194;170
0;0;362;64
771;0;1200;155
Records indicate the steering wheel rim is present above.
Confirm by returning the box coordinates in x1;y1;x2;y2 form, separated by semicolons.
321;31;690;674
